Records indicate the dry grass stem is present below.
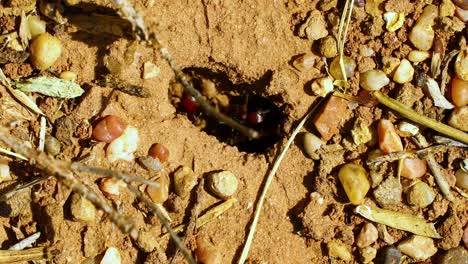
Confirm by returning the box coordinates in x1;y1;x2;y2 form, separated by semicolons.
0;147;27;160
159;198;237;240
433;136;468;147
366;145;446;165
414;134;454;201
238;96;327;264
0;176;49;202
37;116;46;151
337;0;354;83
0;247;49;263
373;91;468;144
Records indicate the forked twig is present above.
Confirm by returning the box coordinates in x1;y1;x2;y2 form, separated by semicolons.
238;96;327;264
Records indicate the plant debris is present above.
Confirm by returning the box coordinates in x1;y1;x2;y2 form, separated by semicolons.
15;76;84;98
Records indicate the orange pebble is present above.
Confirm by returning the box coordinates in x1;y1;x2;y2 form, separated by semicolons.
378;119;403;154
401;158;427;179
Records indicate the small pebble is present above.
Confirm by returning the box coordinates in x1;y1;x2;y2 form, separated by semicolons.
451;76;468;107
142;62;160;80
99;178;126;199
356;223;378;248
383;12;405;32
455;169;468;190
136;230;159;253
397;235;437;261
401;158;427;179
146;175;169;203
397;121;419;137
292;53;316;71
463;225;468;248
195;237;221;264
27;16;46;38
377;246;401;264
378;119;403;154
313;96;348;141
373;176;402;207
310;77;333;97
100;247;121;264
59;71;77;81
92;115;127;143
319;36;338;58
330;56;356;80
327;240;352;261
448;106;468;132
409;5;438;51
148;143;169;163
359;46;374;57
299;10;328;41
29;33;62;70
351;118;372;145
440;246;468;264
393;59;414;84
0;160;11;183
360;69;389;91
208;171;238;200
303;132;324;158
407;181;435;208
106;127;139;162
173;166;198;198
338;163;370;205
70;192;96;222
360;246;377;264
408;50;431;63
44;136;61;156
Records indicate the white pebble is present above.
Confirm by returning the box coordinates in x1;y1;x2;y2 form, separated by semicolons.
393;59;414;84
398;235;437;261
311;77;334;97
101;247;121;264
397;121;419;136
360;69;390;91
0;160;11;183
209;171;238;200
409;5;438;51
106;127;139;163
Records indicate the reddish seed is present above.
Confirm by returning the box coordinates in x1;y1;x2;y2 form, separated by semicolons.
148;143;169;163
451;76;468;107
181;94;198;113
247;111;263;124
92;115;126;143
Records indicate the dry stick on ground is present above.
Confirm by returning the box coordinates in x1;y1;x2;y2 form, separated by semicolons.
110;0;260;139
0;176;49;202
170;177;204;264
336;0;354;85
0;128;139;238
0;247;49;263
8;232;41;250
414;133;455;201
238;96;327;264
366;145;447;165
373;91;468;145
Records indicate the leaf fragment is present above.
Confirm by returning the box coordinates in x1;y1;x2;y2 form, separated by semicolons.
425;78;454;109
0;68;44;115
15;76;84;98
355;205;441;238
19;11;31;50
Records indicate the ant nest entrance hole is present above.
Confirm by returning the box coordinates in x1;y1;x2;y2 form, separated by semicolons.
169;68;285;153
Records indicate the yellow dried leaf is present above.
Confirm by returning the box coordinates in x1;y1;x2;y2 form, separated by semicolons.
355;205;441;238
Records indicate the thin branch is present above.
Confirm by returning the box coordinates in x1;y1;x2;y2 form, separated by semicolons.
414;134;454;201
373;91;468;144
366;145;447;165
238;96;327;264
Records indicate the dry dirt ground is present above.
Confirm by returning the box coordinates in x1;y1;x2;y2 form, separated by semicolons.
0;0;467;263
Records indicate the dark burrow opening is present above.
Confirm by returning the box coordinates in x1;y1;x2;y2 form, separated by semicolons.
169;68;285;153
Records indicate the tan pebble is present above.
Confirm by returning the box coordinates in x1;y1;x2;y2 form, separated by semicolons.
99;178;126;199
448;106;468;132
299;10;328;41
408;50;431;63
29;33;62;70
409;5;438;51
455;169;468;190
27;16;46;38
319;36;338;58
407;181;435;208
59;71;77;81
201;78;217;98
330;56;356;80
208;171;238;200
440;246;468;264
303;132;324;158
195;237;221;264
292;53;316;71
173;166;198;198
70;192;97;222
146;175;169;203
393;59;414;84
356;223;378;248
338;163;370;205
327;240;352;261
136;230;159;253
397;235;437;261
360;69;389;91
360;246;377;264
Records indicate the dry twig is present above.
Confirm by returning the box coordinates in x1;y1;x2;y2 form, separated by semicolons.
0;247;49;263
8;232;40;251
